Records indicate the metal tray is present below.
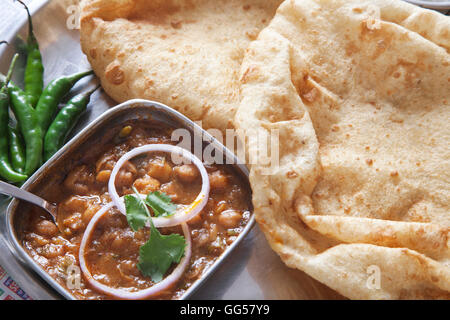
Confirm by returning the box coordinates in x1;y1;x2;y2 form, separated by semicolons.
5;99;255;300
404;0;450;10
0;0;343;300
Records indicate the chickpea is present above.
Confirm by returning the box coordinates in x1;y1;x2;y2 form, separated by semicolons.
26;233;49;247
208;223;219;241
61;195;88;212
40;244;65;259
35;220;59;238
115;161;137;187
133;175;161;194
63;241;79;255
82;204;101;224
160;181;180;202
116;170;134;187
186;261;204;280
58;255;76;272
187;213;202;226
98;229;114;243
51;237;66;246
174;164;199;183
99;212;128;229
111;236;127;251
96;154;116;172
208;170;228;192
214;200;227;214
59;196;95;233
193;229;210;247
147;159;172;182
119;260;140;278
62;212;84;231
218;210;242;228
64;165;94;195
96;170;111;183
124;161;137;174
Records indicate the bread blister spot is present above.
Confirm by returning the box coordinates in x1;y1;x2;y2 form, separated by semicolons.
105;60;125;85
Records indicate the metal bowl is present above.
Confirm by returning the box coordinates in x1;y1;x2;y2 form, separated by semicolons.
404;0;450;10
4;99;254;300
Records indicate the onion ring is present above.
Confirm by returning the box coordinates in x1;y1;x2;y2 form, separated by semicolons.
79;201;192;300
108;144;210;228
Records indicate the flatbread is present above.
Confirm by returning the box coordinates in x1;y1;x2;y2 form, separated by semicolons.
235;0;450;299
79;0;282;131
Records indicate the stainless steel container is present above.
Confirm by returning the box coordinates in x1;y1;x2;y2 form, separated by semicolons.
404;0;450;10
4;99;254;300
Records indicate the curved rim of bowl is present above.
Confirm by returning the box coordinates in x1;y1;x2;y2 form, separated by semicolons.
404;0;450;9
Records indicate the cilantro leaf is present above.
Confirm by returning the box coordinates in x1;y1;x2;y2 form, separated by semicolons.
137;221;186;283
124;189;185;282
124;193;149;231
145;191;177;217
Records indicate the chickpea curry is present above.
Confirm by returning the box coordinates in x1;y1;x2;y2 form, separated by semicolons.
21;123;252;299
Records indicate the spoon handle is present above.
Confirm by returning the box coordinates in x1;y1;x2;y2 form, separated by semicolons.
0;180;47;209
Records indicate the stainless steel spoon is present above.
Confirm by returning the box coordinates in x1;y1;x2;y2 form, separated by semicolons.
0;180;58;224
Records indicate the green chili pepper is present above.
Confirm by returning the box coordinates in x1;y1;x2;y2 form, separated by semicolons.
8;124;26;173
16;0;44;108
0;53;28;182
35;70;94;133
43;85;100;161
8;75;42;176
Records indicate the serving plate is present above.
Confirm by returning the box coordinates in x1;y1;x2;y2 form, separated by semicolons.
404;0;450;10
0;0;344;300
